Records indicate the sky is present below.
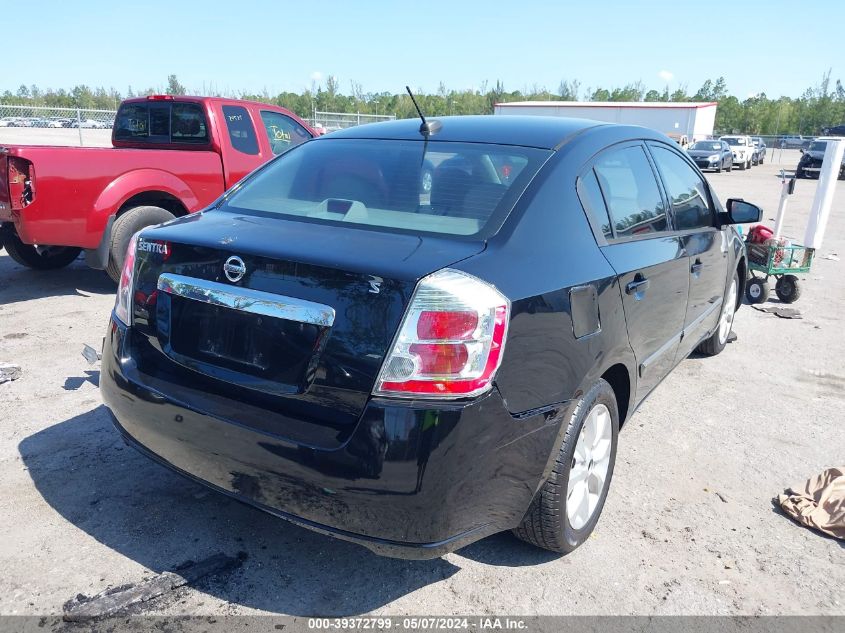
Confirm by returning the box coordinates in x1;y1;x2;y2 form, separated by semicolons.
6;0;843;101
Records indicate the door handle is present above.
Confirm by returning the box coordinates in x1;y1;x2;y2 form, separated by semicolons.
691;259;703;276
625;277;650;295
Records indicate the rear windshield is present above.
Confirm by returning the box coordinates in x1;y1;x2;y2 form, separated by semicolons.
114;101;209;144
220;138;551;238
723;137;747;146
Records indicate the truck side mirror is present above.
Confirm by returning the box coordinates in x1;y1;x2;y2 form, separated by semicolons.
724;198;763;224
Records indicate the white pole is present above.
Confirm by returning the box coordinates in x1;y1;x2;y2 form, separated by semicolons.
773;170;791;238
803;139;845;249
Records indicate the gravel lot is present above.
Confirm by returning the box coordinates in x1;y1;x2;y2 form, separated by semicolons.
0;150;842;618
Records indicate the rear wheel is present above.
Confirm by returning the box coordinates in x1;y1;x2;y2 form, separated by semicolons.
2;227;81;270
513;379;619;554
746;277;769;304
697;272;738;356
107;205;175;282
740;161;746;171
727;161;733;172
775;274;801;303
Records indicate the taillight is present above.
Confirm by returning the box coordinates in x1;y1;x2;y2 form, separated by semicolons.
374;269;510;399
113;232;140;326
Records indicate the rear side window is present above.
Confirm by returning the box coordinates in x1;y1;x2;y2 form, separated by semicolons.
113;102;208;144
222;138;551;239
260;111;312;155
650;146;713;230
576;169;613;240
593;145;667;238
222;105;259;155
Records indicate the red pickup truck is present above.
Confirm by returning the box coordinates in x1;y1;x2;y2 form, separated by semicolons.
0;95;315;280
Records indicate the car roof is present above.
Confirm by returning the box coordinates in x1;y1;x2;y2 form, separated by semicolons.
320;115;609;150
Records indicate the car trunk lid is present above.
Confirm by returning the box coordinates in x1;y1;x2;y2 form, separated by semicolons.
128;211;484;448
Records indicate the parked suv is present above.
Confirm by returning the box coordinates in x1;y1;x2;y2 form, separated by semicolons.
101;116;759;559
780;135;807;149
795;137;845;179
720;135;755;170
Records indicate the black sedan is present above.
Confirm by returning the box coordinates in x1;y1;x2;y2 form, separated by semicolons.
101;115;760;558
686;140;733;172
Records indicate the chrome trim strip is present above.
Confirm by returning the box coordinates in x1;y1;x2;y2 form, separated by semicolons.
682;297;723;338
157;273;335;327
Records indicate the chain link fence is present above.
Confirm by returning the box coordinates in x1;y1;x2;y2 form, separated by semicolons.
0;104;116;146
309;110;395;134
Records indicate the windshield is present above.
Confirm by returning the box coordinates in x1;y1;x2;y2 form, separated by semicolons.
221;138;551;238
723;137;746;146
690;142;722;151
808;141;827;152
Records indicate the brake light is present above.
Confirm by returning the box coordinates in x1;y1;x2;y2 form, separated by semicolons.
113;233;140;326
147;95;174;101
374;269;510;399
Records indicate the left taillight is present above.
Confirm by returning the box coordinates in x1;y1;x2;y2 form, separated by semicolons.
113;232;140;326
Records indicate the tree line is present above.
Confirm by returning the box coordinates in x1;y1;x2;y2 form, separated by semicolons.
3;72;844;136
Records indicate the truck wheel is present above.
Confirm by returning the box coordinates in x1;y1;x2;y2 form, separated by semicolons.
513;378;619;554
745;277;769;304
107;205;175;282
697;271;738;356
740;161;746;171
2;228;81;270
775;275;801;303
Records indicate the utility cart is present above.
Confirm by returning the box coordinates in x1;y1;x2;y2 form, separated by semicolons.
745;241;814;304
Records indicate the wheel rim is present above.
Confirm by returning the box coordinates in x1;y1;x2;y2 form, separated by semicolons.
719;279;738;344
749;282;761;299
567;403;612;530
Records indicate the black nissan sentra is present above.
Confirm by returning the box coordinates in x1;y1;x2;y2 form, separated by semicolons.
101;115;761;558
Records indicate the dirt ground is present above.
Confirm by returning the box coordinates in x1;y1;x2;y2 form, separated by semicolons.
0;149;842;618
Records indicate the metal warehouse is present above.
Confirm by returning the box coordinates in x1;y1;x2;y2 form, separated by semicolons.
494;101;718;144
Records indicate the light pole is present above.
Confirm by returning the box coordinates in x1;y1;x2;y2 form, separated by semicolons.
374;100;379;117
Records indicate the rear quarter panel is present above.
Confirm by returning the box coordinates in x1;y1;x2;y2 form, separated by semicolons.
456;129;638;419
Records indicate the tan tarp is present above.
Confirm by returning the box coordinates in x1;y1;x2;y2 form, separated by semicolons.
777;467;845;540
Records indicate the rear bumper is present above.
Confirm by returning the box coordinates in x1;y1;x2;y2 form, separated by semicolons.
100;316;566;559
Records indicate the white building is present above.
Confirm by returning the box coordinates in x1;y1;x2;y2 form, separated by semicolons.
493;101;718;144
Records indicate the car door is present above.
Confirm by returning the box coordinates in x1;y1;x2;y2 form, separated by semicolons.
580;142;690;403
216;102;269;189
648;142;728;361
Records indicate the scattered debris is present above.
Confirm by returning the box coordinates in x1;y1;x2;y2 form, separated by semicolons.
821;253;840;261
82;343;101;365
62;552;245;621
715;492;728;504
727;331;738;343
751;305;803;319
0;363;22;384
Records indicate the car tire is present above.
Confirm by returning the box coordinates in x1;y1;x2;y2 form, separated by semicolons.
716;163;722;173
697;271;739;356
775;274;801;303
747;159;752;169
107;205;175;282
1;227;81;270
740;161;746;171
745;277;769;304
512;378;619;554
727;161;732;172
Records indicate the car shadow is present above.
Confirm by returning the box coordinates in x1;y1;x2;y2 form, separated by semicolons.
0;252;114;305
19;406;464;615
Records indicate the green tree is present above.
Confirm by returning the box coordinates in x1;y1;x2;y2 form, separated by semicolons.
166;74;187;96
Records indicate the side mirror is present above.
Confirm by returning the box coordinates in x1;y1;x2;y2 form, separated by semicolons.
723;198;763;224
799;148;804;154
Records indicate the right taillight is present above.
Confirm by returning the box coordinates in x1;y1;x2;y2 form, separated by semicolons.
374;269;510;399
113;232;140;326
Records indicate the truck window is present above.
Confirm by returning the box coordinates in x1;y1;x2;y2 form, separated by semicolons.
222;105;259;155
113;101;208;145
260;111;311;155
